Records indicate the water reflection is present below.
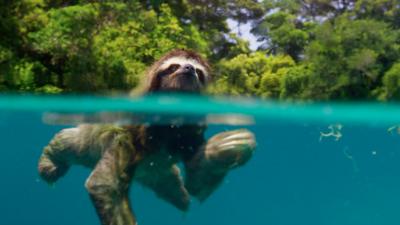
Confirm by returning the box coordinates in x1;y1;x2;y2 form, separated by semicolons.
43;112;255;126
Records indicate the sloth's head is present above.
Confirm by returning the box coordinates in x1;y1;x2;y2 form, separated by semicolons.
144;50;211;93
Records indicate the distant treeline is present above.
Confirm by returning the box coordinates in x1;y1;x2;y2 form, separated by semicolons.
1;0;400;101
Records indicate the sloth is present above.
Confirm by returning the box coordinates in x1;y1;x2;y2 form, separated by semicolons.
38;50;256;225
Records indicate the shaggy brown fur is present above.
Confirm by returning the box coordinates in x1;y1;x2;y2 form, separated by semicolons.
38;49;256;225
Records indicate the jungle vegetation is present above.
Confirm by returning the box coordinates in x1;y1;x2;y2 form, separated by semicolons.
1;0;400;101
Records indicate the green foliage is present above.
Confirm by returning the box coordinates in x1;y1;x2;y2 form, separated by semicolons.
29;4;98;56
279;64;313;100
6;2;212;92
354;0;400;27
304;17;400;100
91;4;209;89
2;0;400;102
35;84;63;93
142;0;264;60
209;52;296;99
1;58;50;92
252;11;312;60
0;45;13;65
381;63;400;100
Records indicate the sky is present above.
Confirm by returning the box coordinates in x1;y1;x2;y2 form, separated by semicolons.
227;19;262;51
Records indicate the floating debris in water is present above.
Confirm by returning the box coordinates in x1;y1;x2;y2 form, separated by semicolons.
320;124;343;141
388;125;400;135
343;147;359;173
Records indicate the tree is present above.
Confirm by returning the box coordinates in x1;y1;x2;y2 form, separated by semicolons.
209;52;296;98
3;2;212;92
0;0;264;93
141;0;264;60
354;0;400;28
305;16;400;100
252;11;313;61
381;63;400;100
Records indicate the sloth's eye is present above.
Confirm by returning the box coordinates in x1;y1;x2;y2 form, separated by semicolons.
196;68;206;84
167;64;180;73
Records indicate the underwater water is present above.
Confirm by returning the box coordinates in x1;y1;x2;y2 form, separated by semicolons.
1;95;400;225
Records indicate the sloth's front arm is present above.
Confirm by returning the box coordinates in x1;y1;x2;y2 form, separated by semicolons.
184;129;256;201
38;125;138;225
84;130;137;225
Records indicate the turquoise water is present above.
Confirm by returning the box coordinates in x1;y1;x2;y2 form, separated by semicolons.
1;94;400;225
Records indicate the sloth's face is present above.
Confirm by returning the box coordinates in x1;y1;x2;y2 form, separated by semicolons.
153;57;209;93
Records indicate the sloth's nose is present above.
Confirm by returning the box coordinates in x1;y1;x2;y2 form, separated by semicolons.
182;64;195;74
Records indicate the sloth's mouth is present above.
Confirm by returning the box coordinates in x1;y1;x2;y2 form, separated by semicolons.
177;70;198;80
159;72;202;93
177;75;201;90
182;70;197;77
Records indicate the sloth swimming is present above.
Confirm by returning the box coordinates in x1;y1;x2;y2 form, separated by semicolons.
38;50;256;225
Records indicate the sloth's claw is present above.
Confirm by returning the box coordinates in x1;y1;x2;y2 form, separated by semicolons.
205;129;256;173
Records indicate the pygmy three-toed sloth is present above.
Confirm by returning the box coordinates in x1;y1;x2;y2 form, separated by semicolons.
38;50;256;225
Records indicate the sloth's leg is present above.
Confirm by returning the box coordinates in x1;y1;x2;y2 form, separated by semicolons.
136;164;190;211
85;131;136;225
185;129;256;201
38;128;78;183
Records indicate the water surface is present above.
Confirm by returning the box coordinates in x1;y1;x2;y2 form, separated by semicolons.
1;94;400;225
